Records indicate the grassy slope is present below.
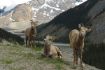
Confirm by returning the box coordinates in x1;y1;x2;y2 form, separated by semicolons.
0;42;71;70
0;42;100;70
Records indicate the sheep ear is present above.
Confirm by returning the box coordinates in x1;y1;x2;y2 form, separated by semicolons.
35;21;38;23
34;21;38;25
31;22;33;26
30;20;33;24
82;24;84;26
78;24;81;28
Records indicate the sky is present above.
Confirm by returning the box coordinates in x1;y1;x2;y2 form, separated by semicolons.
0;0;31;11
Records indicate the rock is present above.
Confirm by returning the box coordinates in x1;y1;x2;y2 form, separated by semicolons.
0;12;12;27
12;3;33;22
29;0;77;23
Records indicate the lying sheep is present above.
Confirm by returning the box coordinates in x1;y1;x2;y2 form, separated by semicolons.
42;35;62;59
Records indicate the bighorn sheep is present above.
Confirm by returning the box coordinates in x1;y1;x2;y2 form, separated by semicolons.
42;35;62;59
25;20;38;47
69;24;91;67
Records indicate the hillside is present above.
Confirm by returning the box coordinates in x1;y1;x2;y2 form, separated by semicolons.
0;28;24;45
37;0;99;42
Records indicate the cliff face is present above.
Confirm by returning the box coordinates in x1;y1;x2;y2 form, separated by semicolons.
86;0;105;44
12;4;33;22
83;0;105;69
29;0;78;23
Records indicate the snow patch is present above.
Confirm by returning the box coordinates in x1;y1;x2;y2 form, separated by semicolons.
39;2;61;11
75;0;87;6
50;9;54;13
9;18;15;21
56;4;59;8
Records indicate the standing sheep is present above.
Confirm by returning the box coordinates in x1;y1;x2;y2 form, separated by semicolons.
69;24;91;68
25;20;38;47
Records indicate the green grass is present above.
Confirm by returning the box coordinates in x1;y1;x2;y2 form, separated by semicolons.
51;59;64;70
0;42;64;70
0;59;13;64
34;46;43;51
45;59;64;70
37;55;65;70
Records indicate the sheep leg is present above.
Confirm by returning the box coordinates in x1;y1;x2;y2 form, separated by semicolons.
56;48;62;59
28;38;31;48
30;40;32;48
44;48;48;56
80;48;83;69
25;36;28;47
73;48;78;65
57;51;62;59
31;40;34;48
75;49;78;64
73;48;76;64
30;37;35;48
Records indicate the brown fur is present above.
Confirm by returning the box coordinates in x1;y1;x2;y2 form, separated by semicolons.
69;24;91;68
25;20;38;47
42;35;62;59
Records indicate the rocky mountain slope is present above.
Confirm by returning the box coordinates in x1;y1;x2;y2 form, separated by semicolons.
36;0;105;44
12;3;32;22
0;0;87;24
36;0;98;42
0;3;32;27
29;0;75;23
29;0;87;23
